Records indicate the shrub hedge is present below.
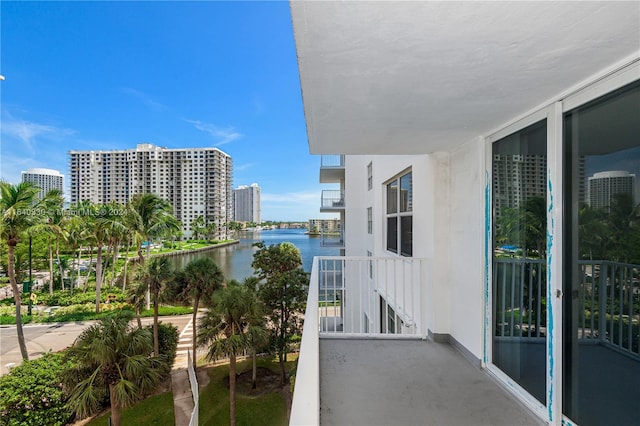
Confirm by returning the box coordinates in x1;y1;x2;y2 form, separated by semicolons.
0;352;75;426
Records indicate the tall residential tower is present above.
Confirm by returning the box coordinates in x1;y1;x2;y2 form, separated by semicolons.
21;168;64;199
232;183;261;223
69;143;233;239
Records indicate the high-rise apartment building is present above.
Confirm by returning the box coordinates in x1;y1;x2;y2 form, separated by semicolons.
492;153;547;219
232;183;261;223
21;168;64;199
588;170;636;212
69;143;233;239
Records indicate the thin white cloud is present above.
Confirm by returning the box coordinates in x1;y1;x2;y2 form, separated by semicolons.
1;113;76;155
234;162;256;172
185;119;242;146
121;87;165;111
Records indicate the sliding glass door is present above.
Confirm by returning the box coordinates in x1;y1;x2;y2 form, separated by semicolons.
563;81;640;425
492;120;548;405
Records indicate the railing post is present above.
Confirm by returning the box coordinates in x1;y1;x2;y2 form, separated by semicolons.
599;263;607;343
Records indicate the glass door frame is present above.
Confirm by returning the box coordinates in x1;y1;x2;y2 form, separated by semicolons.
483;58;640;426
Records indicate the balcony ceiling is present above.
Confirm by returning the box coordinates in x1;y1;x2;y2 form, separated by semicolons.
291;1;640;155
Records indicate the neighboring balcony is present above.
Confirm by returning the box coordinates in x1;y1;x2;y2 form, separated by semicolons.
319;155;345;183
320;190;344;212
320;228;344;249
290;257;543;426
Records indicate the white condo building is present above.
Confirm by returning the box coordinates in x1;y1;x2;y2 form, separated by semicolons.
588;170;636;212
69;143;233;239
232;183;261;223
290;2;640;426
21;168;64;199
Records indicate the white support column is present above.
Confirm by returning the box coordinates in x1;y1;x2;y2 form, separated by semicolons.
546;101;564;425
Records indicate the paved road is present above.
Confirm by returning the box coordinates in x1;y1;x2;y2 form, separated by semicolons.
0;314;194;375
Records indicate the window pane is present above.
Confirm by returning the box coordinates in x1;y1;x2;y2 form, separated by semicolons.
563;81;640;426
492;119;547;405
387;217;397;253
400;172;412;212
388;305;396;335
400;216;412;257
387;180;398;213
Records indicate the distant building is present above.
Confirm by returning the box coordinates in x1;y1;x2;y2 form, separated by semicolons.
588;170;636;212
233;183;261;223
21;168;64;199
492;153;547;220
69;143;233;239
309;218;341;234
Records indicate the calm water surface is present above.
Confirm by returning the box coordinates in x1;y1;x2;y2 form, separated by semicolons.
168;229;339;282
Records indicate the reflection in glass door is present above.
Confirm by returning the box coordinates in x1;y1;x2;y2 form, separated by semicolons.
563;81;640;425
492;120;547;404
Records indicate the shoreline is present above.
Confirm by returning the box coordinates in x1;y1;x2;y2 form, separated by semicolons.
147;240;240;259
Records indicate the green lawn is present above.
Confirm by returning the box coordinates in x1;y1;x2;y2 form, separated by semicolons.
85;391;175;426
199;356;296;426
80;356;296;426
0;305;192;325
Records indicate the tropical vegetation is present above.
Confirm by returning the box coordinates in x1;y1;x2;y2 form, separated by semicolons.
0;352;75;426
198;280;267;426
61;313;176;426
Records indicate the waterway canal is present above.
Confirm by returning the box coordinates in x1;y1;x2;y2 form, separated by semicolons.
167;228;339;282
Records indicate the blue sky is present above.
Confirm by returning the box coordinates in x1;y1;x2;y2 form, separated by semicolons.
0;1;337;222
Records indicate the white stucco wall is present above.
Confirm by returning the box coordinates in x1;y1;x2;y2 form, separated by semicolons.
446;139;486;359
344;154;455;337
342;144;486;357
344;156;371;257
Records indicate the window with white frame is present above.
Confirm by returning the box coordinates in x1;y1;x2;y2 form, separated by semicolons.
367;162;372;190
379;296;404;334
385;170;412;256
367;207;372;234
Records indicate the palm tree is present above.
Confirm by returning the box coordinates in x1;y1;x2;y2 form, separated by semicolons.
129;193;179;264
129;193;179;311
102;202;127;289
64;214;88;294
242;276;268;390
62;313;163;426
136;256;173;355
121;204;143;292
190;215;205;240
181;257;225;366
205;222;217;241
90;204;126;313
31;189;64;294
198;281;259;426
0;181;41;360
126;279;147;329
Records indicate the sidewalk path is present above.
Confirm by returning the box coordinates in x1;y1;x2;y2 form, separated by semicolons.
172;315;199;426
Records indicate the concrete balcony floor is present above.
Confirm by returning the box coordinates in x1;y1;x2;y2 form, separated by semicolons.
319;338;544;426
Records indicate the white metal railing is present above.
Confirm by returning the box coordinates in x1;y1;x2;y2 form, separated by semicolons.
320;228;344;248
290;257;320;426
577;260;640;356
317;256;427;336
320;155;345;168
187;349;199;426
493;258;640;357
321;190;344;209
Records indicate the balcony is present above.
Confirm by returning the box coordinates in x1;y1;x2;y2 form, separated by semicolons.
320;190;344;212
291;257;543;426
320;228;344;249
319;155;345;183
